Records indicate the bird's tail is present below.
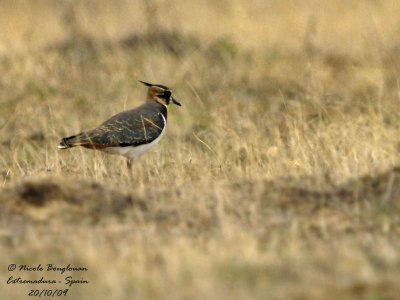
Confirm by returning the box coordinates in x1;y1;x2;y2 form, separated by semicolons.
58;135;78;150
58;131;99;150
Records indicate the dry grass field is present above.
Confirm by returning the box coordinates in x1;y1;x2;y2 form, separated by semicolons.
1;0;400;299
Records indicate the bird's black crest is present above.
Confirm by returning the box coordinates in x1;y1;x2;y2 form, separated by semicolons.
139;80;169;90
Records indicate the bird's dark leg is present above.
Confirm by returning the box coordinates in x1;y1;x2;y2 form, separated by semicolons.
126;158;133;178
127;159;132;170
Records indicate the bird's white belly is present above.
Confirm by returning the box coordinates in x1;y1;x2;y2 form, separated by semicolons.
102;115;166;160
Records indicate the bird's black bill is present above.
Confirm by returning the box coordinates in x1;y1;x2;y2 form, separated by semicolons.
172;97;182;106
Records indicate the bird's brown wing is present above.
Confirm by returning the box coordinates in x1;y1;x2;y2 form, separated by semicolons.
59;103;167;149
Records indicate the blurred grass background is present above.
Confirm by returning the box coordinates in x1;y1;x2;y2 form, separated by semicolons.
0;0;400;299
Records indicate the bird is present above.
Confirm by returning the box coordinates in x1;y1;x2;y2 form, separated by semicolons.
58;80;181;170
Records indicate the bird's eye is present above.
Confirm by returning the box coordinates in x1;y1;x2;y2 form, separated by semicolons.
162;91;172;99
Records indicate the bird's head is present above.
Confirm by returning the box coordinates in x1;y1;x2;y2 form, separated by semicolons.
139;80;182;107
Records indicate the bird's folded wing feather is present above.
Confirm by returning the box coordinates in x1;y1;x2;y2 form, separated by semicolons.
73;108;165;148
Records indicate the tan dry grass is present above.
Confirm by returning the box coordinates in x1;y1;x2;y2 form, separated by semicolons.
0;0;400;299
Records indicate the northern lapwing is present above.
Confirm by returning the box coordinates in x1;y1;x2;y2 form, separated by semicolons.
58;81;181;170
